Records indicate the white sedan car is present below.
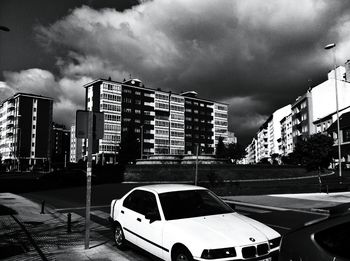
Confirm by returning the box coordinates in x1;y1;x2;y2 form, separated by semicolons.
109;184;281;261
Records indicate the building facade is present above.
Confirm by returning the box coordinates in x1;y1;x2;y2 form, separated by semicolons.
83;78;228;162
0;93;53;170
292;66;350;144
70;124;84;163
51;123;70;169
280;113;293;156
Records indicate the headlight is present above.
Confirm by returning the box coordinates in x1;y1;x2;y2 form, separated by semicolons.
269;237;281;249
201;247;237;259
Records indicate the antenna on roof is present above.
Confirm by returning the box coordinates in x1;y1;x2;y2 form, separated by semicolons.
108;76;111;81
129;74;132;79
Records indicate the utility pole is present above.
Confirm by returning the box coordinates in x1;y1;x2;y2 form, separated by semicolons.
85;111;93;249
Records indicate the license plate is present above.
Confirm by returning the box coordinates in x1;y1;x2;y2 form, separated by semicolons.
259;258;271;261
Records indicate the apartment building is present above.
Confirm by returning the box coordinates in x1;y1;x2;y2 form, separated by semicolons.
247;104;291;163
0;93;53;170
51;123;70;169
70;124;83;163
83;78;228;162
292;66;350;144
245;138;257;164
280;113;293;156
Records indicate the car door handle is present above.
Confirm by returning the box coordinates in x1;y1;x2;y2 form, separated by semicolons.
121;210;124;214
137;218;141;222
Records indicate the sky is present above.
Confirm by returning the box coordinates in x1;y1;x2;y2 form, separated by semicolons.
1;0;350;146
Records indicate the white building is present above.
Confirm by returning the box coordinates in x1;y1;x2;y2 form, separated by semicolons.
292;66;350;143
280;113;293;156
70;124;83;163
251;104;291;162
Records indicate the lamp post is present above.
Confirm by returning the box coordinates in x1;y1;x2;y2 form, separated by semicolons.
325;43;342;179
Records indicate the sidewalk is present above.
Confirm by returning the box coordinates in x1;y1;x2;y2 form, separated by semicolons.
223;191;350;214
0;193;132;261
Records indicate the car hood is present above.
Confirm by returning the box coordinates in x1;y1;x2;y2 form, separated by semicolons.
166;213;279;248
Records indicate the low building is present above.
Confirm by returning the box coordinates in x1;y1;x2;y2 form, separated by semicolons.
327;111;350;167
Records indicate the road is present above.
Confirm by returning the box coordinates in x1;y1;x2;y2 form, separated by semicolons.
22;183;325;260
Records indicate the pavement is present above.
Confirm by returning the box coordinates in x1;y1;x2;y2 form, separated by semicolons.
0;193;132;261
1;191;349;260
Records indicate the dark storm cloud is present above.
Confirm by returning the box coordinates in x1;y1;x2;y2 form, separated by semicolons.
3;0;350;144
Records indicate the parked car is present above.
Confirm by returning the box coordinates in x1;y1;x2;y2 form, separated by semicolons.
109;184;281;261
279;203;350;261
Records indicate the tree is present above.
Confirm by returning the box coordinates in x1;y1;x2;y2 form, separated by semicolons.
215;136;226;158
293;133;334;171
271;153;280;165
226;143;247;163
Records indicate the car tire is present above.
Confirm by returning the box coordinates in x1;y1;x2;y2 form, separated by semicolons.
172;246;193;261
113;222;126;250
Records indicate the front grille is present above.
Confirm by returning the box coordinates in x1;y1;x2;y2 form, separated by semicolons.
257;243;269;255
242;246;256;258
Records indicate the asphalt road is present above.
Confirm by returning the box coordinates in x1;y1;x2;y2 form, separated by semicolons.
22;183;325;260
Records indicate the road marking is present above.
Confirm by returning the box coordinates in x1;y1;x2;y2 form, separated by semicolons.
56;204;110;212
223;199;328;216
91;210;110;220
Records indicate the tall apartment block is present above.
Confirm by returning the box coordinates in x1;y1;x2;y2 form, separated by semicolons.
51;123;70;169
280;113;293;156
83;78;228;163
247;104;291;163
70;124;84;163
0;93;53;170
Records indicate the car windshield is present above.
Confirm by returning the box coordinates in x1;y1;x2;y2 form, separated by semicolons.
159;189;234;220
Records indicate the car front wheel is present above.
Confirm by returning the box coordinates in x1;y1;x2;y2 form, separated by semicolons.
172;247;193;261
114;223;126;250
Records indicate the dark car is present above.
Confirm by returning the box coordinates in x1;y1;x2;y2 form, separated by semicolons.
279;203;350;261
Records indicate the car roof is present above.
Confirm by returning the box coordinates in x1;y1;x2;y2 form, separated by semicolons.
135;184;207;194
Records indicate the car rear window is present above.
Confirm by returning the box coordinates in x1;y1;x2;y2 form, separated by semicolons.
159;189;233;220
314;221;350;259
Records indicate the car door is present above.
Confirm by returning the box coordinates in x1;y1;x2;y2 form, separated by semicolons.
133;190;165;259
119;190;145;245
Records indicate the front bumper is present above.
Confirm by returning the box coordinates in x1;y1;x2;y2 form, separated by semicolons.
194;249;279;261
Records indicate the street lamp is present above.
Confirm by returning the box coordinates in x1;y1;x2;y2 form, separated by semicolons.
324;43;342;179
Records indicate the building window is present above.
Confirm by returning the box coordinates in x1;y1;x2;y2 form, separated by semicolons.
344;128;350;142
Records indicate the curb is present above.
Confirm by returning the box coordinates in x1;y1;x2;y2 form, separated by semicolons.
222;199;329;216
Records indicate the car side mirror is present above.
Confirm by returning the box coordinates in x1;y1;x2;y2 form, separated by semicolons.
145;211;160;223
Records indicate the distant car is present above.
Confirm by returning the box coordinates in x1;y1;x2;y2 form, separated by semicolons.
279;204;350;261
109;184;281;261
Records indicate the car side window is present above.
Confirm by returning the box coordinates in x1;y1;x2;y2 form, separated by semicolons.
123;190;160;218
314;221;350;259
140;191;160;217
123;190;143;212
